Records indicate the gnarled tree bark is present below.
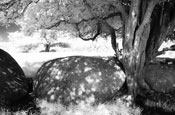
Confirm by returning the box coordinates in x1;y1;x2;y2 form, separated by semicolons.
119;0;175;102
120;0;159;99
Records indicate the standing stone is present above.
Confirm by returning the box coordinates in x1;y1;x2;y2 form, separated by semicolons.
0;49;28;108
34;56;125;106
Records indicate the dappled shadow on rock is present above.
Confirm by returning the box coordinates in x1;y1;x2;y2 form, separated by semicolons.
34;56;126;106
0;49;32;111
137;61;175;114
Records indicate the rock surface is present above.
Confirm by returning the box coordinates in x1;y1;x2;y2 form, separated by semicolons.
34;56;125;106
0;49;28;108
140;62;175;94
137;61;175;112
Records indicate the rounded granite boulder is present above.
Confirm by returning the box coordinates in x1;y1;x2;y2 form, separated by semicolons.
34;56;125;106
137;61;175;112
140;62;175;94
0;49;28;108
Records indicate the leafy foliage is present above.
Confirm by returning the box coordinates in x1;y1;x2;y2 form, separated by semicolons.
0;0;36;25
18;0;122;38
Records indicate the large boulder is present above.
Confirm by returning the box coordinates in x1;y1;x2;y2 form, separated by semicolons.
0;49;29;108
137;61;175;112
140;62;175;94
34;56;125;106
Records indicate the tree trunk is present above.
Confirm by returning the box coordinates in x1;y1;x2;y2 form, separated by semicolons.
45;43;50;52
120;0;158;100
123;23;150;99
120;0;175;102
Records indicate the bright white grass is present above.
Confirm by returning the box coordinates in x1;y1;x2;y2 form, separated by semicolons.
37;98;141;115
0;111;29;115
0;98;141;115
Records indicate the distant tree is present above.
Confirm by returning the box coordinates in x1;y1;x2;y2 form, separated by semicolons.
1;0;175;103
40;29;58;52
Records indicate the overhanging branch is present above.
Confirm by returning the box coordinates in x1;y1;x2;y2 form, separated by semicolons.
20;0;40;16
155;1;175;54
158;15;175;48
0;0;18;11
115;0;128;23
162;18;175;40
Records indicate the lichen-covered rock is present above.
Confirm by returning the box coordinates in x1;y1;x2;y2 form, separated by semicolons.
34;56;125;106
0;49;28;108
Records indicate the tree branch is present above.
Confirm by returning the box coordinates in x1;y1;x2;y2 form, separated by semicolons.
158;15;175;49
154;2;175;55
132;0;159;71
114;0;128;23
103;12;122;20
15;0;34;19
20;0;40;16
123;0;140;53
0;0;18;11
134;0;159;49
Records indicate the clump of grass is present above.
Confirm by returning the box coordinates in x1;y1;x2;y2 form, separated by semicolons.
0;97;141;115
0;110;27;115
37;98;141;115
